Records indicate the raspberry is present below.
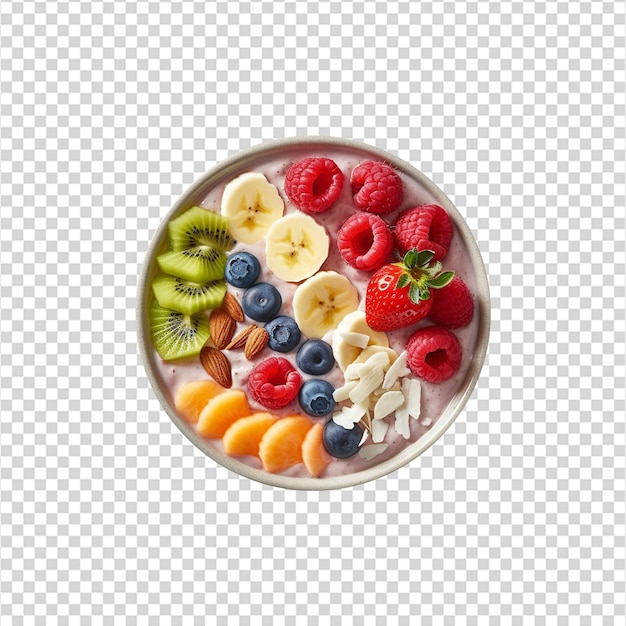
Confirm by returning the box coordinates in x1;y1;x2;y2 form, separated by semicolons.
337;213;394;272
284;157;344;214
406;326;462;383
247;356;302;409
428;276;474;329
393;204;453;261
350;161;403;215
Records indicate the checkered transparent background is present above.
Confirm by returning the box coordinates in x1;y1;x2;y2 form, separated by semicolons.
1;0;625;623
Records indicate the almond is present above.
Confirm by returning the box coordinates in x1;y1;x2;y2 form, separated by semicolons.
225;324;258;350
221;291;244;322
200;346;232;388
209;308;236;349
244;327;269;360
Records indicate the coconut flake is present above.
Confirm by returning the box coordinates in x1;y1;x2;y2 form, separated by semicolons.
382;351;409;389
349;366;384;404
394;404;410;439
371;419;389;443
373;390;405;420
332;380;358;402
358;443;389;460
403;378;422;420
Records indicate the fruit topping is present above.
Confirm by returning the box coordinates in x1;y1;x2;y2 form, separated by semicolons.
296;339;335;375
242;282;282;322
322;419;363;459
224;251;261;288
299;379;336;417
168;205;234;252
174;379;225;423
157;247;227;284
337;212;394;272
406;326;462;383
350;160;403;215
150;301;210;361
151;275;227;316
258;415;313;473
265;316;301;353
265;213;330;282
225;324;258;350
196;389;251;439
221;172;284;244
393;204;453;261
247;356;302;410
220;291;245;323
200;345;233;388
301;422;332;478
428;275;474;329
331;310;389;372
243;327;270;360
365;249;454;332
292;270;359;339
222;412;277;457
284;157;344;214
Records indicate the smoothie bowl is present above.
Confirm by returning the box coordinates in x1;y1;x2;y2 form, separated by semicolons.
137;137;490;490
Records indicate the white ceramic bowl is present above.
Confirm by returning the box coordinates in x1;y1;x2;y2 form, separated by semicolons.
137;137;490;490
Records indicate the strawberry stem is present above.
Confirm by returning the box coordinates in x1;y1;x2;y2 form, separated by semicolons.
393;248;454;304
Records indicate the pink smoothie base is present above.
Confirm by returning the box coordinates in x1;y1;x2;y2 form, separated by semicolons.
137;138;490;490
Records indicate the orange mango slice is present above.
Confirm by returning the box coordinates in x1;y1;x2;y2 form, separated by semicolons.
174;379;225;423
258;415;313;473
222;412;277;458
197;389;251;439
301;422;332;478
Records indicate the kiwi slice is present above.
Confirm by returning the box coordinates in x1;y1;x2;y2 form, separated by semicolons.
150;301;210;361
168;206;234;252
152;275;227;316
157;247;227;283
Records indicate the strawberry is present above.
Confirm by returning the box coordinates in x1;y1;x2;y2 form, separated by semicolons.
364;249;455;332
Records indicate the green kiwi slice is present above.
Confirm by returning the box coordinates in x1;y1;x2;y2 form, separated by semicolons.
168;206;234;252
152;275;227;316
157;247;227;284
149;301;210;361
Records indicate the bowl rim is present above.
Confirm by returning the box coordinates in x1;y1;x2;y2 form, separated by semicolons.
137;136;491;490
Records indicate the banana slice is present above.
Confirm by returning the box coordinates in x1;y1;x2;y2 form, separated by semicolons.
292;271;359;339
265;213;330;282
221;172;284;244
331;310;390;371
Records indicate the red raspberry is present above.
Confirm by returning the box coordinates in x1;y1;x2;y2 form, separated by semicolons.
393;204;454;261
284;157;344;214
337;213;394;272
247;356;302;409
428;276;474;329
406;326;463;383
350;161;403;215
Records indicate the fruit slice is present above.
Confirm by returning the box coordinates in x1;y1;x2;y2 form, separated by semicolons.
222;412;277;457
292;271;359;339
301;422;332;478
174;379;225;423
168;205;233;252
258;415;313;473
150;301;210;361
152;275;227;316
265;213;330;282
196;389;251;439
221;172;284;244
157;247;227;284
331;310;389;371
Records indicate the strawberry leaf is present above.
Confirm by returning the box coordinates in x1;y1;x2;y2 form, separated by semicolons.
396;273;411;289
403;249;418;269
426;271;455;289
408;282;422;304
416;250;435;267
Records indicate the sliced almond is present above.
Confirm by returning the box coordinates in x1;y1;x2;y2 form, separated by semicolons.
371;419;389;443
339;330;370;349
402;377;422;420
209;308;236;349
349;365;384;405
225;324;258;350
221;291;244;322
244;327;269;360
358;443;388;460
382;351;409;389
332;380;359;403
373;390;405;421
200;346;232;388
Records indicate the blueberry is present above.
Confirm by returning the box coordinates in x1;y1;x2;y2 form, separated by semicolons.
299;379;336;417
242;283;282;322
296;339;335;375
265;316;301;353
322;419;363;458
225;252;261;288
